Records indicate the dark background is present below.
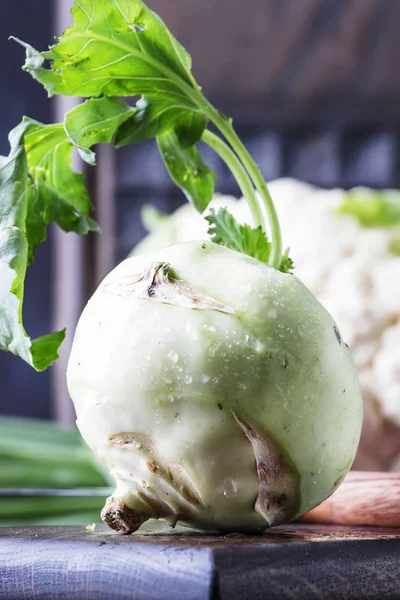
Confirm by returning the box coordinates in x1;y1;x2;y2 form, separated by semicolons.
1;0;399;418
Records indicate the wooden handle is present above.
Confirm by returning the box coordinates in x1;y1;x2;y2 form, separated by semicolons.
299;472;400;527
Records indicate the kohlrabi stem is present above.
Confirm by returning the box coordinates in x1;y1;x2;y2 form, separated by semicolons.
206;109;283;269
201;130;262;227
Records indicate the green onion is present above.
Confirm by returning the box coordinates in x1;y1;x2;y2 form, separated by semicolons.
0;417;112;526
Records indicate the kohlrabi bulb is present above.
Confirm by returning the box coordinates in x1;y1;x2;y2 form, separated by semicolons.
67;241;363;534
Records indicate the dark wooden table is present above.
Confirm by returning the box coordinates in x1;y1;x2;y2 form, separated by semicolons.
1;524;400;599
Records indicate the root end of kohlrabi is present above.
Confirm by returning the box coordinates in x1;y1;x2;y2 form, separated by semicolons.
233;414;300;527
104;431;205;532
101;497;150;535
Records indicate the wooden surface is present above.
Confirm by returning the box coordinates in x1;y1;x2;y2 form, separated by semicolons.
1;524;400;599
301;472;400;527
147;0;400;125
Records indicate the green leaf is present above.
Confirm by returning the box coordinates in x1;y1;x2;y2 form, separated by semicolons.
0;121;66;370
25;184;46;263
338;190;400;228
23;119;99;252
30;330;67;371
157;131;215;213
206;207;271;261
279;248;295;274
206;208;293;273
114;97;206;149
13;0;200;106
0;117;100;369
65;97;135;165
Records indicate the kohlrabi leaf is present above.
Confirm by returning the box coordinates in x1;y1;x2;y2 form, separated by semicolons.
23;119;99;245
279;248;295;274
206;208;293;273
13;0;200;106
157;131;215;213
338;189;400;228
0;120;66;370
30;330;67;371
65;97;135;165
114;97;206;149
206;208;272;262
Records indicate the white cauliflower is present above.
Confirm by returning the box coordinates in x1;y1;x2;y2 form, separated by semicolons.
133;179;400;471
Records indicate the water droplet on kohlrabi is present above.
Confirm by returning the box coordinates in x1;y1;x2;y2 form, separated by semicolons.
185;321;199;341
241;282;253;294
203;324;216;333
167;350;179;363
184;375;193;385
223;479;238;498
168;395;175;403
244;334;264;353
209;342;221;357
201;374;210;384
250;338;264;353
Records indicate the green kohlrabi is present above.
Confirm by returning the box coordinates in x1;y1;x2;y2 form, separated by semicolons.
68;243;362;532
1;0;363;533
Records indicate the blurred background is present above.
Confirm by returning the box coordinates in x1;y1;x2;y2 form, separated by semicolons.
0;0;399;525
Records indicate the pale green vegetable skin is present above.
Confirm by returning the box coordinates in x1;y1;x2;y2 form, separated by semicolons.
67;241;362;533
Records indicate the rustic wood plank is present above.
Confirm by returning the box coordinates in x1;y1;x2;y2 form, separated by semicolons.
1;524;400;599
0;525;213;600
147;0;400;124
213;531;400;599
300;472;400;527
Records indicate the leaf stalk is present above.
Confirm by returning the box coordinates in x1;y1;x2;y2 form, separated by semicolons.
201;130;262;226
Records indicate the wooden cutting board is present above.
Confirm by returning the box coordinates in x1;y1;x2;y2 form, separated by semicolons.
301;472;400;527
1;522;400;599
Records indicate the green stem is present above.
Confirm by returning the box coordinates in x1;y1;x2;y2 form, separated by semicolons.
201;130;262;227
205;109;283;269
